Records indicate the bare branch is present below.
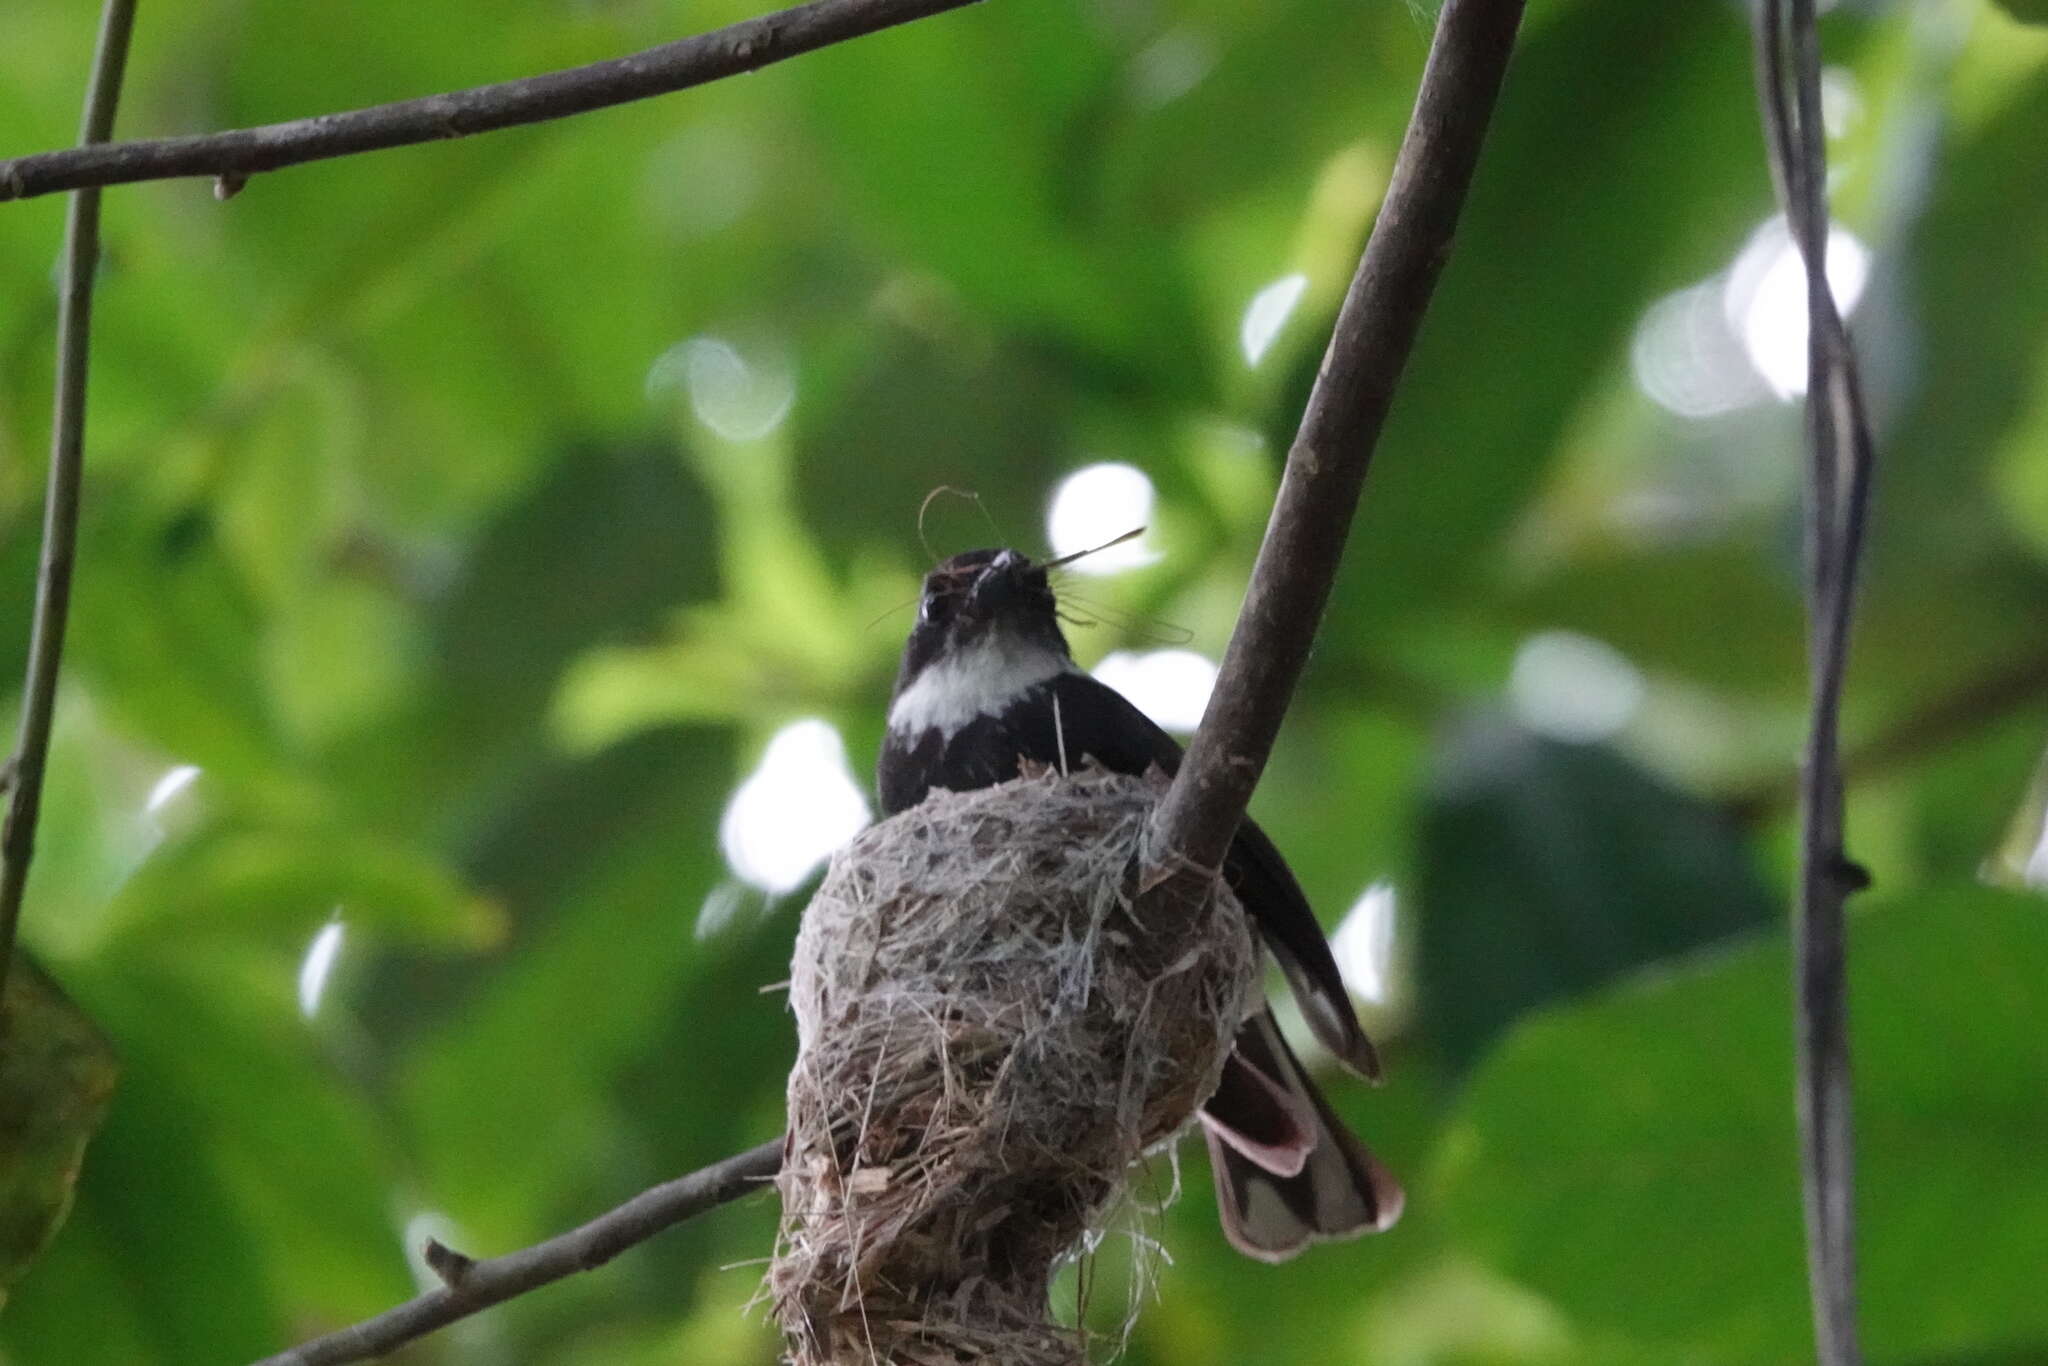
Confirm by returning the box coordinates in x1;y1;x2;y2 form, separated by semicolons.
1752;1;1877;1361
1146;0;1526;880
251;1137;783;1366
1723;648;2048;825
0;0;138;992
0;0;980;202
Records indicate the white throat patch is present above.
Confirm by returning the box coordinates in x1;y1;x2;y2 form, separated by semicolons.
889;633;1073;739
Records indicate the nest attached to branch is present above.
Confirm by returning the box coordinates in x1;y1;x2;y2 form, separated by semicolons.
771;764;1255;1366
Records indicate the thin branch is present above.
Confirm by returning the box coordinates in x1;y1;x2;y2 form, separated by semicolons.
0;0;980;203
1752;1;1877;1362
1724;647;2048;825
1835;651;2048;786
0;0;138;994
1147;0;1526;879
250;1137;783;1366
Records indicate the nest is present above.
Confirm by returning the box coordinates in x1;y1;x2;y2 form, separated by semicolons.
771;765;1256;1366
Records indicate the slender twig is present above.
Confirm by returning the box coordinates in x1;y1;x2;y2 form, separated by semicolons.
0;0;980;203
1147;0;1526;880
0;0;138;995
1752;2;1877;1362
1723;647;2048;824
249;1138;783;1366
1833;651;2048;786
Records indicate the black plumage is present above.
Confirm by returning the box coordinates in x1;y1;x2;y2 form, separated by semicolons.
876;547;1401;1260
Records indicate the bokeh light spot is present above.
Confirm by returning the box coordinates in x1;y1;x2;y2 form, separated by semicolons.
1046;463;1160;575
1131;28;1216;108
1331;881;1397;1005
1629;282;1766;418
647;335;795;441
298;916;346;1019
1726;218;1870;399
1508;631;1645;744
719;720;872;895
1240;272;1309;367
144;763;202;817
1091;649;1218;733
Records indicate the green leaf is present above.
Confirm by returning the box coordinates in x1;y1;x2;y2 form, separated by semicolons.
1315;0;1767;645
1437;885;2048;1362
103;817;499;950
0;947;418;1360
70;491;283;785
0;958;118;1297
0;963;293;1364
0;1060;281;1366
1987;0;2048;31
793;326;1071;568
1888;68;2048;574
795;0;1209;394
425;442;720;756
395;725;736;1248
1502;543;1807;696
1415;718;1777;1067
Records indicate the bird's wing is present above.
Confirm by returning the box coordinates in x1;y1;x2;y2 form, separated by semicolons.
1044;672;1378;1079
1225;818;1381;1080
1040;670;1187;778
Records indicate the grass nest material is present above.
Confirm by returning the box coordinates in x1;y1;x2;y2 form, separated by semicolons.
771;764;1256;1366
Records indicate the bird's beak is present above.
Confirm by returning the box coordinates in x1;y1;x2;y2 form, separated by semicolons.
965;550;1030;621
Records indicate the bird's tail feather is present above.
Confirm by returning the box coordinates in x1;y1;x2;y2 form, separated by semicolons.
1199;1010;1403;1262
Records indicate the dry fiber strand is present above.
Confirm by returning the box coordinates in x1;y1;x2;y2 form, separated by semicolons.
772;765;1256;1366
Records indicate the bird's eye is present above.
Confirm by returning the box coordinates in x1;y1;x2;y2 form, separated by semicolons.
919;595;943;626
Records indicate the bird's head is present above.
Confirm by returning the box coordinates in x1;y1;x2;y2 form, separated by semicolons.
902;547;1068;674
890;548;1073;723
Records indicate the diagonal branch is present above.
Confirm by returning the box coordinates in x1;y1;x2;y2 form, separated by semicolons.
249;1138;783;1366
1146;0;1526;881
0;0;981;203
0;0;139;993
1752;1;1877;1363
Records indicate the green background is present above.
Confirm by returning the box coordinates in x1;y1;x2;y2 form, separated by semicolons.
3;0;2048;1361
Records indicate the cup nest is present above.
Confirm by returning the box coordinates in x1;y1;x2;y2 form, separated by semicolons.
770;764;1256;1366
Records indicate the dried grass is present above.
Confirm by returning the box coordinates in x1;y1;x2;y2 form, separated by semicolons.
770;765;1255;1366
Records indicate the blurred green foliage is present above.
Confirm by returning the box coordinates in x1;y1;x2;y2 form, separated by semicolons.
3;0;2047;1362
0;961;116;1306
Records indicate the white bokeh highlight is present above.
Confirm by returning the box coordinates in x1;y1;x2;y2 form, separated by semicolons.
144;763;202;818
1331;881;1397;1006
1819;66;1863;140
297;917;346;1019
142;762;205;844
1631;214;1873;417
694;881;749;941
1240;272;1309;367
1045;463;1161;574
1508;631;1646;744
1091;649;1218;733
1726;218;1870;399
2024;808;2048;891
1130;28;1216;108
1629;282;1766;418
719;719;872;895
646;335;794;441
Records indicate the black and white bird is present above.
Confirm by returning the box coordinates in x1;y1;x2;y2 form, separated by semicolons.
877;546;1402;1261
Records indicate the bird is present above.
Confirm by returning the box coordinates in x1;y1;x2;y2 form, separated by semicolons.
876;545;1402;1261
